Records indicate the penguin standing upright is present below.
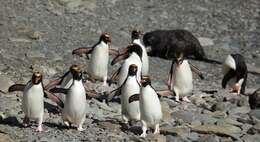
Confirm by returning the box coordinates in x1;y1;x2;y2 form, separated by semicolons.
120;64;141;124
138;76;162;138
222;54;247;95
72;33;114;85
22;72;45;132
131;30;149;76
168;52;204;102
111;44;143;87
61;66;87;131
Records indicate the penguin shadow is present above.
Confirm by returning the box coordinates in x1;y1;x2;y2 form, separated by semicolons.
44;122;68;130
0;116;23;128
120;121;142;135
91;118;142;135
44;102;61;114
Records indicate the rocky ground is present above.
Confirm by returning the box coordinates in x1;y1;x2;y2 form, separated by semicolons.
0;0;260;141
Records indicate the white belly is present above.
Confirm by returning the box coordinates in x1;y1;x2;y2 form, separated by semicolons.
63;81;87;125
121;76;140;121
133;39;149;75
118;54;142;87
172;60;193;96
89;44;109;80
140;86;162;126
22;83;44;120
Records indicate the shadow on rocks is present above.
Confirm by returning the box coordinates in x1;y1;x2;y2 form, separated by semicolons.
92;118;142;135
44;122;68;130
0;116;23;128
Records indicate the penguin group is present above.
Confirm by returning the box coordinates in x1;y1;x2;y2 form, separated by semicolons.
7;28;258;138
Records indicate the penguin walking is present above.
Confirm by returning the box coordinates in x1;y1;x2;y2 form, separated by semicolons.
111;44;143;87
168;52;204;102
131;30;149;76
138;76;162;138
120;64;141;125
72;33;118;85
60;66;87;131
22;72;45;132
222;54;247;95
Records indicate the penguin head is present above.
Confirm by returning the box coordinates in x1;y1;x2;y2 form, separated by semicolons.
32;71;43;85
140;75;151;87
173;51;184;65
70;65;82;81
131;29;143;41
111;43;142;65
100;33;112;44
128;64;138;76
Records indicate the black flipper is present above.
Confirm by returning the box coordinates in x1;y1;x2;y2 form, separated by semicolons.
106;87;122;103
128;94;140;103
167;60;175;90
44;90;64;108
108;67;121;86
49;87;69;94
222;69;236;89
189;62;204;80
8;84;26;92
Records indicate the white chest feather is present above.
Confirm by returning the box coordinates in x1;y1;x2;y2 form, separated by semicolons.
133;39;149;75
63;80;87;124
22;82;44;119
172;60;193;96
140;86;162;126
118;53;142;86
121;76;140;120
89;41;109;80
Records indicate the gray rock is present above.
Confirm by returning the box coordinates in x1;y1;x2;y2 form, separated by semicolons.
189;124;242;140
0;133;14;142
229;106;251;115
198;37;214;46
249;109;260;120
241;134;260;142
197;134;220;142
211;102;233;112
166;135;186;142
171;111;195;123
0;75;14;93
25;50;46;59
187;132;199;141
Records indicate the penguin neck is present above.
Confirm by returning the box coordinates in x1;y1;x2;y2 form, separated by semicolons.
141;85;151;92
133;39;141;44
73;79;82;85
100;40;109;47
131;52;142;61
176;59;188;68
